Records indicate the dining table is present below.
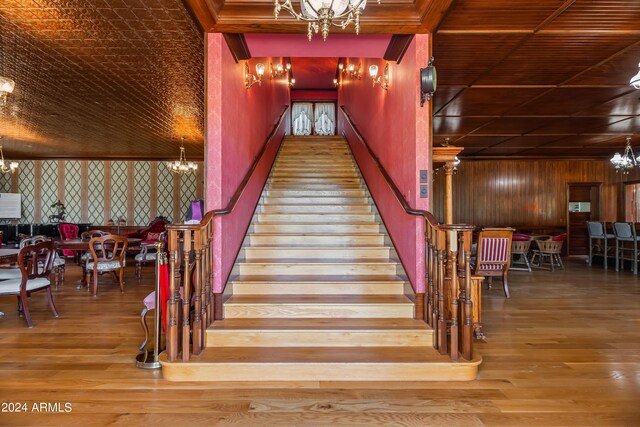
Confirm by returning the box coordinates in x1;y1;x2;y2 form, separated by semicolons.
56;237;141;289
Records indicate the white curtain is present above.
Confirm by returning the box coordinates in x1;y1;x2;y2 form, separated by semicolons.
314;103;335;135
292;102;313;135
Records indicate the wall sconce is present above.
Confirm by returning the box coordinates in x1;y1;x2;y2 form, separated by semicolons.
341;62;361;79
271;62;290;79
333;77;341;87
369;63;389;90
289;78;296;88
420;57;437;107
631;62;640;89
245;62;265;89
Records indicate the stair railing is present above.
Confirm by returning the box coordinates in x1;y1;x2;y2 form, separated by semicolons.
340;106;477;362
164;106;289;362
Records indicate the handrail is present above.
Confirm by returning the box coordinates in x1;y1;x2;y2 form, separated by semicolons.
163;105;289;362
340;106;437;224
340;105;477;362
213;105;289;216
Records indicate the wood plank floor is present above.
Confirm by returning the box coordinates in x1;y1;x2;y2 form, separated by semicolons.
0;258;639;426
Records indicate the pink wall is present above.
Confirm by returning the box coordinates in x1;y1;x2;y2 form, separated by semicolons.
206;33;290;292
338;35;432;293
291;90;337;101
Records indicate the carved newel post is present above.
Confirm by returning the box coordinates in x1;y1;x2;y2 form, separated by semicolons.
443;162;455;224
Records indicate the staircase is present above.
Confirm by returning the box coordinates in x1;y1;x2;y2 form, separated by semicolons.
161;136;480;382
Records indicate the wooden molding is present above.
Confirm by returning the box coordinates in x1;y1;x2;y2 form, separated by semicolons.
433;146;464;164
182;0;223;32
223;33;251;63
383;35;415;63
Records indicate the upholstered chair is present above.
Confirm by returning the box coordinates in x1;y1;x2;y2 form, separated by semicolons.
85;234;128;297
474;228;514;298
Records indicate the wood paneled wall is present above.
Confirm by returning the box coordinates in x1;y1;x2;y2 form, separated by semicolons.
432;159;635;228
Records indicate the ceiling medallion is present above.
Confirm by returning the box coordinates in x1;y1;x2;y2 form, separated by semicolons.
274;0;380;41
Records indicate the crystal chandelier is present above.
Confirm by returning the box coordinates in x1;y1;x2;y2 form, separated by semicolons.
0;76;15;105
610;137;638;174
631;62;640;89
167;137;197;175
0;144;19;174
274;0;380;41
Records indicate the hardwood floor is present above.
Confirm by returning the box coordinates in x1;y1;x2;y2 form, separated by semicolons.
0;258;639;425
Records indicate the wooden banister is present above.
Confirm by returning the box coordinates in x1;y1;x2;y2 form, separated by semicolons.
164;105;289;362
340;105;478;362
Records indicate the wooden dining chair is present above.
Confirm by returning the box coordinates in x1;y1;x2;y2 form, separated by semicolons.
0;241;59;327
19;235;66;287
85;234;128;297
474;227;514;298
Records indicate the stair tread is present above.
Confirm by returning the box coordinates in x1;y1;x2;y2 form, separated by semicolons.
208;318;430;331
239;258;397;264
174;346;457;364
225;294;412;304
231;274;405;283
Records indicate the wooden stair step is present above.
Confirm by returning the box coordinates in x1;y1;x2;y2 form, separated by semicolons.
238;259;398;275
231;274;405;295
265;189;366;197
263;197;370;204
248;234;385;246
256;213;376;223
206;318;432;347
223;294;414;318
160;347;480;382
252;223;381;233
259;204;372;213
244;246;391;260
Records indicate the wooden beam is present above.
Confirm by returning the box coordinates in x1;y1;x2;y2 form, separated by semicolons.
182;0;224;32
383;35;414;63
223;33;251;62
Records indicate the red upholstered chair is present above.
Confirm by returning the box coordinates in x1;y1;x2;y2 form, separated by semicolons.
474;228;514;298
125;217;170;245
58;223;79;258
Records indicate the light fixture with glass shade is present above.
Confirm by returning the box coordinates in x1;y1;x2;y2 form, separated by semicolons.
167;137;197;175
0;76;15;104
274;0;380;41
0;142;19;174
631;62;640;89
610;136;639;174
245;62;265;89
369;63;389;90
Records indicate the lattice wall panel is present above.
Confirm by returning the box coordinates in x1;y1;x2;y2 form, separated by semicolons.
40;160;58;222
0;173;13;224
64;161;82;223
157;163;174;222
17;160;35;223
110;161;128;223
134;161;151;226
87;161;105;225
180;172;198;220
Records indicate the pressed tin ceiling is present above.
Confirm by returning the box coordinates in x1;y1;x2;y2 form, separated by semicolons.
0;0;204;160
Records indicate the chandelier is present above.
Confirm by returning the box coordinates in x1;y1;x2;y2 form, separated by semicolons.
166;137;197;175
274;0;380;41
610;137;638;174
631;62;640;89
0;144;19;174
0;76;15;105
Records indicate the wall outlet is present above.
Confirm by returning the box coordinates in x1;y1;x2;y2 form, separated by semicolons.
420;170;429;183
420;184;428;198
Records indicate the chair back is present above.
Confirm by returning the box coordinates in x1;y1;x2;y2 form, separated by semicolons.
88;235;128;263
18;241;55;281
81;230;109;241
19;235;49;249
537;240;564;254
613;222;634;239
475;228;514;273
587;221;605;237
511;240;531;254
58;223;79;240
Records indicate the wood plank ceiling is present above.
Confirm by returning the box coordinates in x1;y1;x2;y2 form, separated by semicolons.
0;0;639;159
433;0;640;158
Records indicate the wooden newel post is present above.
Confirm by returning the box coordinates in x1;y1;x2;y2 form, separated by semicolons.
444;162;455;225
